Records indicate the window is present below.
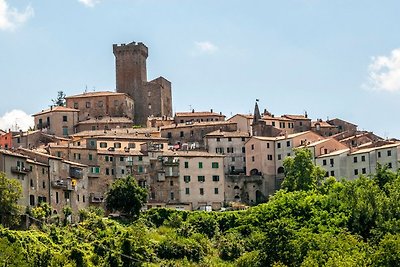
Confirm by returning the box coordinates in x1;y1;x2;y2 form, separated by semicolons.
184;162;189;168
170;180;174;186
62;127;68;136
212;162;219;168
212;175;220;182
180;131;184;137
353;157;358;163
170;192;174;200
138;166;144;173
378;151;381;158
167;132;172;138
251;144;254;150
362;168;366;174
216;147;224;154
184;176;191;183
100;142;107;148
214;188;219;194
111;169;115;175
199;162;203;169
354;169;359;176
277;143;281;149
120;157;124;162
63;115;67;122
138;156;143;161
30;179;33;187
42;181;46;189
330;158;334;166
251;156;255;162
200;188;204;195
272;122;275;127
231;157;235;162
128;143;135;148
242;147;245;153
388;150;392;157
74;102;78;109
287;153;291;157
185;188;190;195
198;176;205;182
267;155;273;160
361;155;366;162
242;137;246;142
56;192;59;204
286;141;290;147
330;170;335;176
216;137;220;142
30;195;35;206
267;143;270;149
388;162;393;168
85;101;91;108
105;155;109;162
57;151;62;157
91;167;100;174
106;168;110;175
114;142;121;148
83;195;85;203
97;101;103;107
277;154;282;160
228;137;232;142
323;159;327;166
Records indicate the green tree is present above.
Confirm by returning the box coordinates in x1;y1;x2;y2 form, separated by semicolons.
106;176;147;218
0;172;22;227
281;148;326;192
52;91;66;107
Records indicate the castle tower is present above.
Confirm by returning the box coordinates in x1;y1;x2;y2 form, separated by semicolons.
113;41;173;126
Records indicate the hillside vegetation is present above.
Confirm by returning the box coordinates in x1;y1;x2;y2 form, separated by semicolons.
1;150;400;266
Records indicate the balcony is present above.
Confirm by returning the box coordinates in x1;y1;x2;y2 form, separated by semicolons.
51;180;74;191
11;166;30;175
90;193;104;203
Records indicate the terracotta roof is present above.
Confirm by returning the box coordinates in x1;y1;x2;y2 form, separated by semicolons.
205;130;250;138
311;121;337;128
262;115;291;121
71;128;159;137
65;91;130;99
283;114;310;120
160;121;236;130
76;117;133;125
327;118;357;127
164;150;224;158
175;111;225;117
33;106;79;116
0;149;28;158
97;150;144;156
251;131;320;141
317;148;350;158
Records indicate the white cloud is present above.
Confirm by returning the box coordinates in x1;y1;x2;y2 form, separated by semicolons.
195;41;218;53
0;0;34;31
0;110;33;131
366;48;400;92
78;0;100;7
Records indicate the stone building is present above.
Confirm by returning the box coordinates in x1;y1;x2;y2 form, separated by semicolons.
160;121;238;149
33;106;79;137
113;42;173;126
174;110;225;124
65;91;134;121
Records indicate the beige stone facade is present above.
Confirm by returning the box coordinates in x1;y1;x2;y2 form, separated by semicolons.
65;91;134;121
33;106;79;137
174;110;226;124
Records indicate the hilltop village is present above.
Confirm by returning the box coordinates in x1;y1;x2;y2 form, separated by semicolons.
0;41;397;221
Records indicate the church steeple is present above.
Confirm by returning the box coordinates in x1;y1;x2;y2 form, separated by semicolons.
252;99;261;125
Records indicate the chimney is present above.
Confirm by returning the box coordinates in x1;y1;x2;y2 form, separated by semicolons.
192;109;195;113
210;109;213;113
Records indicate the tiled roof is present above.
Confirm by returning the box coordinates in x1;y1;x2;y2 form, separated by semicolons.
351;143;399;155
228;114;253;120
205;130;250;138
175;111;225;117
160;121;236;130
311;121;337;128
71;128;159;137
283;114;310;120
262;115;291;121
33;106;79;116
76;117;133;124
65;91;130;99
317;148;350;158
327;118;357;127
164;150;224;158
0;149;28;158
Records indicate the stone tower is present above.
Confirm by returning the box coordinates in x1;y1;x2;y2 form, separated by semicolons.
113;41;173;126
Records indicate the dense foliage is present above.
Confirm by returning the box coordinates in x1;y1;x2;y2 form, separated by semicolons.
0;172;22;227
2;150;400;266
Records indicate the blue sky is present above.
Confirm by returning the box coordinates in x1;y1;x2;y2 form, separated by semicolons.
1;0;400;137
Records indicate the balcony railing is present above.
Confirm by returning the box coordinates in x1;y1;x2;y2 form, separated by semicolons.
51;180;74;191
11;166;30;175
